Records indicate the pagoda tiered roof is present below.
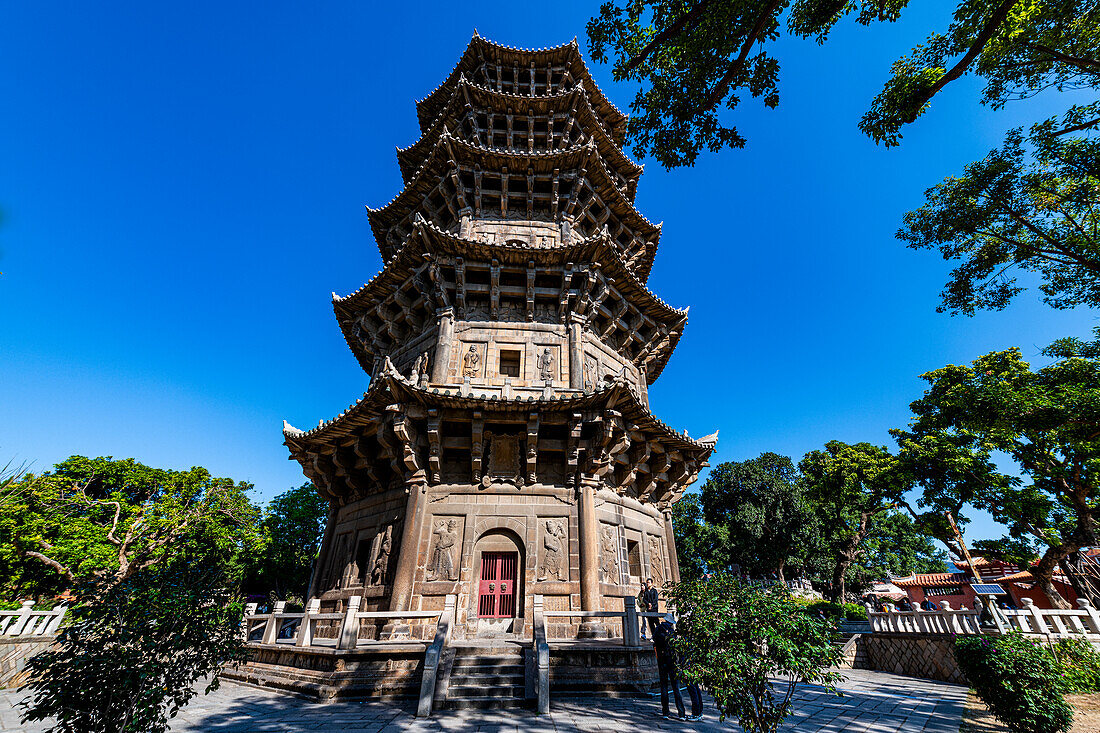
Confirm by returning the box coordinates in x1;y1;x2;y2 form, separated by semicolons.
397;77;642;192
368;134;660;280
333;220;687;383
415;35;627;145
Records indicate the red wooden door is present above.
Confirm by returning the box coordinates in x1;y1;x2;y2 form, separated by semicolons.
478;552;517;618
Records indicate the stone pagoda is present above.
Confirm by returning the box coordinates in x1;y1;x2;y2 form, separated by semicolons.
282;34;716;646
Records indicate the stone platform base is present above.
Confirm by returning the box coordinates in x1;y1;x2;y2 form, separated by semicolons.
221;642;429;701
548;642;658;696
224;640;659;705
862;633;965;684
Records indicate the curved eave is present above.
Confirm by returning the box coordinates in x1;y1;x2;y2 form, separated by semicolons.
335;220;686;370
285;370;716;459
398;78;642;189
369;137;660;268
415;35;627;144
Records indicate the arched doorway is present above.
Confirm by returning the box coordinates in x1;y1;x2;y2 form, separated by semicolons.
471;528;525;636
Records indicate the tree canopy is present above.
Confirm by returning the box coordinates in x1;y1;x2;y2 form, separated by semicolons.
700;452;819;583
904;330;1100;607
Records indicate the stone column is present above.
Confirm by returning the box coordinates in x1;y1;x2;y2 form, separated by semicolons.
567;315;584;390
431;307;455;384
577;475;607;637
663;509;681;584
383;480;426;637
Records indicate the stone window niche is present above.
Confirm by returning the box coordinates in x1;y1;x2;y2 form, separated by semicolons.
499;349;521;377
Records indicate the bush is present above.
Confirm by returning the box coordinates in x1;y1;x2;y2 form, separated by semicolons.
803;600;867;622
1052;637;1100;693
670;574;841;733
955;632;1074;733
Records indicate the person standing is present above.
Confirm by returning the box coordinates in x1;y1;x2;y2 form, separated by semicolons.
637;581;649;640
641;577;660;638
653;612;686;720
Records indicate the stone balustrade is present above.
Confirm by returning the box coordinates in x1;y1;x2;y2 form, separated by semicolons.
865;596;1100;640
0;602;67;638
1;602;68;688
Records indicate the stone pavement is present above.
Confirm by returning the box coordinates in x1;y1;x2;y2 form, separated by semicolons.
0;668;966;732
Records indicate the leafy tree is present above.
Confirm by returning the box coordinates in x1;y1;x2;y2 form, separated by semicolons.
588;1;1097;163
700;453;818;583
669;574;841;733
20;559;247;733
0;456;259;602
670;491;731;579
899;123;1100;314
243;482;327;601
905;331;1100;608
588;1;1099;312
852;510;948;583
799;441;907;601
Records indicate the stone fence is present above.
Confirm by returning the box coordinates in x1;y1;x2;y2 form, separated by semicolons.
853;596;1100;683
0;602;67;688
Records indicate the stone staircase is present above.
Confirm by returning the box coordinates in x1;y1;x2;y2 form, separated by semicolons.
834;621;870;669
438;646;529;709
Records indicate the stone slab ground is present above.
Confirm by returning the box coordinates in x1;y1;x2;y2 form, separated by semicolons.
0;668;966;732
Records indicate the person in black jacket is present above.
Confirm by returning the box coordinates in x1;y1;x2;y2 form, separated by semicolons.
653;613;686;720
641;577;660;637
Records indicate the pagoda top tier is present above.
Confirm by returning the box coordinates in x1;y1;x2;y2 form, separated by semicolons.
369;35;661;284
416;35;628;144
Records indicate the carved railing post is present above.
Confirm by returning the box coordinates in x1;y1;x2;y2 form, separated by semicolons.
416;594;456;718
242;603;258;641
261;601;286;645
623;596;639;647
7;601;34;636
1021;598;1048;636
296;598;321;647
1078;599;1100;635
533;594;549;714
337;596;362;650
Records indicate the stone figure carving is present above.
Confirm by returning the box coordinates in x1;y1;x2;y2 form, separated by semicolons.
538;519;566;581
461;345;481;378
649;537;664;585
411;352;430;386
600;526;619;583
583;356;598;392
427;519;459;581
370;525;392;586
536;346;554;381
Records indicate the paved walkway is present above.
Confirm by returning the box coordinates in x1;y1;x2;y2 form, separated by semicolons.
1;669;966;732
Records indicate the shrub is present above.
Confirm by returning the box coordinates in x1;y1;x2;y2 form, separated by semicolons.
670;574;841;733
1052;637;1100;693
955;632;1073;733
803;600;867;622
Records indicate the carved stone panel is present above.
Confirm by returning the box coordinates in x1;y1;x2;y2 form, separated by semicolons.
460;343;484;379
537;518;568;582
426;516;465;582
648;535;664;586
582;354;598;392
599;523;621;584
482;430;524;487
369;525;393;586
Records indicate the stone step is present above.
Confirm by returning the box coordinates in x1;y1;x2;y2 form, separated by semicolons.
449;661;524;676
443;695;531;710
447;683;525;699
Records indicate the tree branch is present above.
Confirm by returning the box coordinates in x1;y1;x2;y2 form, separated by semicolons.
25;549;76;583
917;0;1017;110
623;0;713;73
700;0;783;113
1027;43;1100;73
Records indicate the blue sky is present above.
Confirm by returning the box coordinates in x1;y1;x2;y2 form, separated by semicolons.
1;2;1094;545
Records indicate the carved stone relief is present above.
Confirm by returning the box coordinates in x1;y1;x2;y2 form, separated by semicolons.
649;536;664;585
369;525;392;586
426;517;462;582
599;524;620;584
481;431;524;487
537;518;567;581
461;343;483;378
535;346;555;381
582;354;598;392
